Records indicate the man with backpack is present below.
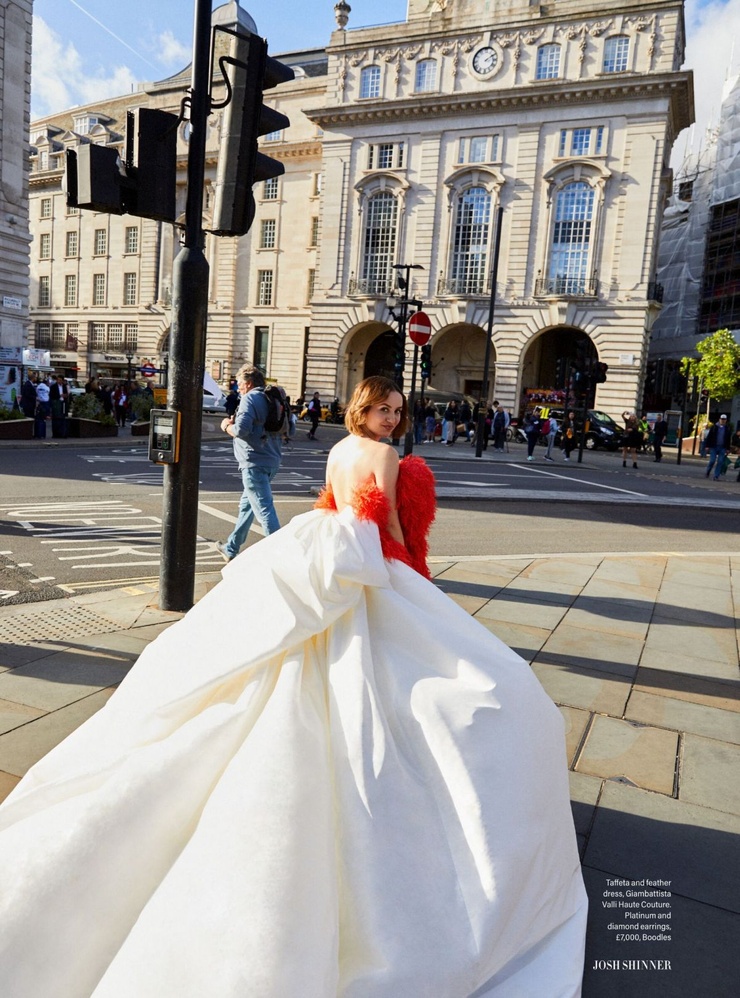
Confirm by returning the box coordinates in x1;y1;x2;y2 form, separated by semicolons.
217;364;291;561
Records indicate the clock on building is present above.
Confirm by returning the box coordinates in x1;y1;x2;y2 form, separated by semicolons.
472;46;499;77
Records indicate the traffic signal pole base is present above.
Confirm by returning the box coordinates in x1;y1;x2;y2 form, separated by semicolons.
159;246;209;612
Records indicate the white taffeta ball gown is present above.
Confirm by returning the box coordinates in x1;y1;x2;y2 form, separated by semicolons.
0;457;587;997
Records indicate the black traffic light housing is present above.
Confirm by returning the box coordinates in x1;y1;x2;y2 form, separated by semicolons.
420;344;432;379
594;362;609;384
212;28;294;236
392;332;405;376
65;107;177;222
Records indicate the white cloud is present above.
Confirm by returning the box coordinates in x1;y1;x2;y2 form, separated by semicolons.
681;0;740;158
31;16;139;119
154;29;191;70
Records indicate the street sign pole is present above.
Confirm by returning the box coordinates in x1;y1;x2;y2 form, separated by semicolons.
404;310;432;457
475;204;503;458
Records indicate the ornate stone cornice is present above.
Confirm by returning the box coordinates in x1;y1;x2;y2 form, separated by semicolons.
307;71;693;133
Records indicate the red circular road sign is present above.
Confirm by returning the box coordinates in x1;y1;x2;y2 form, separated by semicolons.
408;311;432;346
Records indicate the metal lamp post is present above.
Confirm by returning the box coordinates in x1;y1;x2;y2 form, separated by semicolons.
475;205;504;458
125;350;134;385
386;263;423;451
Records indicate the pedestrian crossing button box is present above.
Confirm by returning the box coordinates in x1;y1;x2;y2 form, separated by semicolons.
149;409;180;464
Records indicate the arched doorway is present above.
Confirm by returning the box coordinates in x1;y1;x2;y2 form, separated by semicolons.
364;330;399;382
428;323;489;397
521;326;597;411
339;322;395;401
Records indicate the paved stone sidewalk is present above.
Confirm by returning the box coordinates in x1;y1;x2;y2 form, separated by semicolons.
0;551;738;997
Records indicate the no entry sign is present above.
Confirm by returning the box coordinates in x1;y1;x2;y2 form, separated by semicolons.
408;311;432;346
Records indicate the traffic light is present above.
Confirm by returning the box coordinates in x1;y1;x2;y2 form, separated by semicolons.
700;388;710;399
420;344;432;380
65;107;177;222
594;362;608;384
212;28;294;236
554;356;567;387
392;332;405;376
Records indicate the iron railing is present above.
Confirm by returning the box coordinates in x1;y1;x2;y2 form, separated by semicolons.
436;275;491;297
534;277;599;298
647;281;664;302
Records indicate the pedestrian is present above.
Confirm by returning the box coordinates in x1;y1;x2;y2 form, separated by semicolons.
217;364;288;561
638;413;650;453
0;373;588;995
561;410;577;461
705;414;731;481
523;407;542;461
306;392;321;440
543;412;559;461
49;374;69;438
621;411;642;468
492;404;507;451
113;384;128;427
224;386;240;418
34;376;50;439
423;399;436;442
459;398;473;441
652;412;668;463
443;400;458;445
20;373;36;419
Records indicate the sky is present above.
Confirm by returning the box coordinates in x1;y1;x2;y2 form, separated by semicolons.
31;0;740;168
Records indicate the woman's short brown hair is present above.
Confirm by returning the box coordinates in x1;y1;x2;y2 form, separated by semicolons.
344;376;408;438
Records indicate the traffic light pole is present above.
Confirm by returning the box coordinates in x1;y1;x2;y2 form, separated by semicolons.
159;0;212;611
475;205;503;458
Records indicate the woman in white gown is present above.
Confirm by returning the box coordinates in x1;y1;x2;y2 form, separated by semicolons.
0;377;587;997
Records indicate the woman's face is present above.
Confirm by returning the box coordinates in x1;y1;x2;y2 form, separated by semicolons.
363;392;404;440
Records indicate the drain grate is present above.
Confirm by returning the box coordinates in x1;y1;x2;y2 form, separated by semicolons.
0;605;122;646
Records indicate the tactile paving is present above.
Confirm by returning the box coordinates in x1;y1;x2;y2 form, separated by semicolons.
0;605;121;646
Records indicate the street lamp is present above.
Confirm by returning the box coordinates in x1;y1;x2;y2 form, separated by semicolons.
386;263;423;453
475;205;504;459
125;350;134;385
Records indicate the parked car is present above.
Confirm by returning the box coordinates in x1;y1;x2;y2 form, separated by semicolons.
202;389;227;413
531;407;621;450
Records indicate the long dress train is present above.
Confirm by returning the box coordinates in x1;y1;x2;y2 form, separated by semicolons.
0;456;587;997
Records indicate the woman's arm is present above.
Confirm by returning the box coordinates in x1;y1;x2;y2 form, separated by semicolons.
374;446;404;546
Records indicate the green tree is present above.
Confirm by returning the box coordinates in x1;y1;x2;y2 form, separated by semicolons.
681;328;740;402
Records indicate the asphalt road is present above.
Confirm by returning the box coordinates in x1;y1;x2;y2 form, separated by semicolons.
0;424;737;604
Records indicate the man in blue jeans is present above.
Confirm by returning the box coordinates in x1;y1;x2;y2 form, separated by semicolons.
217;364;286;561
704;414;731;481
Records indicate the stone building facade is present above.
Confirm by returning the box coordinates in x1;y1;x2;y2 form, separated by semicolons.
27;0;693;419
0;0;33;358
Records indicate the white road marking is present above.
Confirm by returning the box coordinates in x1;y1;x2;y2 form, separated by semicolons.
509;463;646;496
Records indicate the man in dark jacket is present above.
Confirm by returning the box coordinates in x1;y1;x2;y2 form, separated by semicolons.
652;413;668;463
705;415;731;480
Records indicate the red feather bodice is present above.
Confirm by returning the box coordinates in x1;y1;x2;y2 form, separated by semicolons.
314;455;436;578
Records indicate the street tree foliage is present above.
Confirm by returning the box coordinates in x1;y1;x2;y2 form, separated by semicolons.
680;328;740;401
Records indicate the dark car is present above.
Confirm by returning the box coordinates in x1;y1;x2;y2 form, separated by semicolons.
536;408;621;450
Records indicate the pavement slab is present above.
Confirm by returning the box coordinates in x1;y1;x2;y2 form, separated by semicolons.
575;715;678;795
641;626;739;680
588;556;666;590
625;690;740;745
475;618;551;663
569;770;602;836
519;558;599;587
583;781;740;913
0;649;132;712
0;687;115;779
474;594;569;630
0;697;46;736
447;593;490;616
498;579;581;606
0;770;19;803
539;624;644;678
579;577;660;605
530;661;631;716
679;734;740;817
633;667;740;711
559;705;592;766
562;595;653;640
661;560;732;592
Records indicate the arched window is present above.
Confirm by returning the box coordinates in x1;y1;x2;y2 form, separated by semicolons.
361;192;398;294
415;59;437;92
548;182;595;294
536;44;561;80
603;36;629;73
360;65;381;99
451;187;491;294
